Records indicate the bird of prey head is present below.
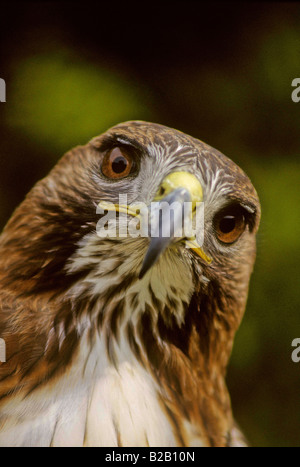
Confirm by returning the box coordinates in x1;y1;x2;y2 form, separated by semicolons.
0;121;260;447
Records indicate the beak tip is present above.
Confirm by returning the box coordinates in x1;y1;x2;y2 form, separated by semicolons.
138;267;146;280
139;258;152;280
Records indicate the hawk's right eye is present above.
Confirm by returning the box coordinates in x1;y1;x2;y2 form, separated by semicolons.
101;147;135;179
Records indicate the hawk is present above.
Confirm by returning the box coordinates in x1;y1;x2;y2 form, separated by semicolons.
0;121;260;447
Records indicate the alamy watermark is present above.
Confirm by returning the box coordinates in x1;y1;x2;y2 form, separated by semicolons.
291;78;300;103
96;196;205;247
291;338;300;363
0;338;6;363
0;78;6;103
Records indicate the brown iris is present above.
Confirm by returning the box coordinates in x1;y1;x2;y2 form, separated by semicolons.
214;204;247;244
101;147;134;179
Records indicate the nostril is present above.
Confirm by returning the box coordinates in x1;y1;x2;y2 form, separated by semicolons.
159;186;166;197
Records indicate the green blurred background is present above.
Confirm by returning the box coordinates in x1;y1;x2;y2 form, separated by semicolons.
0;2;299;447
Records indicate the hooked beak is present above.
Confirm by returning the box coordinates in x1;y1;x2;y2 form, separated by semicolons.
139;171;211;279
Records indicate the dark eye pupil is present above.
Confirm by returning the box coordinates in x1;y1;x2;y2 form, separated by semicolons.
219;215;236;233
112;156;128;174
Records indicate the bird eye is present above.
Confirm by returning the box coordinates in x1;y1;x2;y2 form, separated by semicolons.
213;204;247;244
101;147;134;179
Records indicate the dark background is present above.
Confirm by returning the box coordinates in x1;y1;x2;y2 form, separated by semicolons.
0;2;299;446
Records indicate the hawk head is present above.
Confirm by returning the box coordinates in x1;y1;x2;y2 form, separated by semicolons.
0;121;260;447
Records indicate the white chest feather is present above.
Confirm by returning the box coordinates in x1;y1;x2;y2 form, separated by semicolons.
0;334;176;447
0;239;195;447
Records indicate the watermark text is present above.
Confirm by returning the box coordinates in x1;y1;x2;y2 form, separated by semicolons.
0;338;6;363
291;78;300;103
96;196;205;248
0;78;6;103
291;338;300;363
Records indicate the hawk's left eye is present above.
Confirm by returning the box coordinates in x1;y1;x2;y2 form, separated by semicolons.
101;147;135;179
213;204;247;244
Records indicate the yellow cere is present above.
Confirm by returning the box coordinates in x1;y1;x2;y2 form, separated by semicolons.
154;171;203;211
